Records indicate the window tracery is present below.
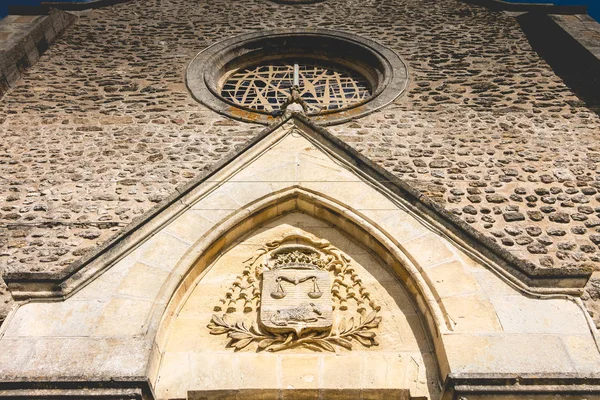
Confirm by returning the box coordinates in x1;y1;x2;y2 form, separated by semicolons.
220;59;372;114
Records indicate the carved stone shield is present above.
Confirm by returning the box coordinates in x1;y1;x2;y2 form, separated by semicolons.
209;235;381;352
260;268;332;335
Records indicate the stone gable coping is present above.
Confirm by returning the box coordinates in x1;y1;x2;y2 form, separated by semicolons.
3;114;593;300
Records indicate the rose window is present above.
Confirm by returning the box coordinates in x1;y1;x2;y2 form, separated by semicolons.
186;30;408;125
219;59;372;114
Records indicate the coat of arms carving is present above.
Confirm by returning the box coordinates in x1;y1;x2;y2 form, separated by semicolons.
260;248;333;335
207;231;381;352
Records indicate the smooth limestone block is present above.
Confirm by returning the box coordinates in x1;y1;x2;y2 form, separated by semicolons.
117;262;170;300
489;295;590;335
346;186;399;213
237;354;280;388
252;161;298;185
298;146;343;167
19;337;148;378
188;352;240;390
191;189;241;211
375;311;432;352
400;233;456;269
561;334;600;370
469;268;523;297
0;338;34;377
441;293;502;333
4;300;105;337
363;353;408;389
71;256;138;301
442;333;574;374
281;355;320;389
221;181;275;209
320;353;363;389
135;231;191;271
370;209;430;244
93;296;154;336
155;351;193;399
299;181;372;206
424;260;482;299
297;159;345;184
164;210;216;244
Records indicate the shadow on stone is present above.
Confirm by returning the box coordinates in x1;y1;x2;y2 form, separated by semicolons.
517;12;600;116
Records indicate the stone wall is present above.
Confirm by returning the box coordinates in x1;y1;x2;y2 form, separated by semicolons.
2;122;598;399
1;0;600;323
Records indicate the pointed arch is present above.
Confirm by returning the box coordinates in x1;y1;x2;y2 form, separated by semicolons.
147;186;454;390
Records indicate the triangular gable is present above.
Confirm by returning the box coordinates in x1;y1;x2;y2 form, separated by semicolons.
1;114;599;400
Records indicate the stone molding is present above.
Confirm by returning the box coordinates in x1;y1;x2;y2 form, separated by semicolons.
444;373;600;399
188;389;414;399
0;378;152;399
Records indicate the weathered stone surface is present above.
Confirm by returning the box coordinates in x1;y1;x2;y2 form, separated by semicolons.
1;111;600;399
504;212;525;222
156;215;438;398
0;0;599;325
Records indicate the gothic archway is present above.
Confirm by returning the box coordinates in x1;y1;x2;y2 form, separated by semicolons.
150;189;444;399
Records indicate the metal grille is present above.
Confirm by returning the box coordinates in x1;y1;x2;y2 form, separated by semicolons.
220;60;372;114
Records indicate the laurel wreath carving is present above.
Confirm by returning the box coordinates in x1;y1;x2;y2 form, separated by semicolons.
208;311;381;352
208;231;382;352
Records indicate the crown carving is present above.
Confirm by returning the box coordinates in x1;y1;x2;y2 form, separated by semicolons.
271;249;327;270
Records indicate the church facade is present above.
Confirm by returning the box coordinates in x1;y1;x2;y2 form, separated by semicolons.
0;0;600;399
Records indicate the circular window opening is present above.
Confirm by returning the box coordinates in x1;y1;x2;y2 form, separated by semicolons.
187;30;408;125
220;58;372;115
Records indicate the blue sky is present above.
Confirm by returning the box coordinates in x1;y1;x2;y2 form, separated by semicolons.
0;0;598;24
505;0;599;21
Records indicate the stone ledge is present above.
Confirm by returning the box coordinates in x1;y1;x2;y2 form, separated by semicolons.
188;389;414;400
445;373;600;399
551;14;600;60
0;8;76;98
0;378;152;400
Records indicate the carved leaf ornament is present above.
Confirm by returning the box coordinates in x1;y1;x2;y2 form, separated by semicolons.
207;231;382;352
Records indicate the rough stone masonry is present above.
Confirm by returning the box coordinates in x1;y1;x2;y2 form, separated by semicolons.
1;0;600;325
